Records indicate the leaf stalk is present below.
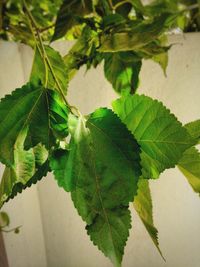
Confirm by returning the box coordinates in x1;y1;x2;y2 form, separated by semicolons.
23;0;76;114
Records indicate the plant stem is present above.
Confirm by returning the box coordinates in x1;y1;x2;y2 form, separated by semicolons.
108;0;114;10
39;23;56;33
0;226;22;233
113;0;132;10
184;3;199;11
23;0;74;111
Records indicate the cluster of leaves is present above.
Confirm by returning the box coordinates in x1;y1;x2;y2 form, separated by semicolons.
0;1;200;266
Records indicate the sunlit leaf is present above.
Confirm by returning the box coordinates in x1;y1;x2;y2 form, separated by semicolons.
112;94;193;178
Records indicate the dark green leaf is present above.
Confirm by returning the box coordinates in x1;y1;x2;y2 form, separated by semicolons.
30;45;68;95
50;148;72;191
101;13;126;30
48;90;69;139
133;179;164;259
54;108;141;266
104;52;142;94
0;83;51;165
0;82;68;166
178;147;200;196
52;0;93;41
14;227;20;234
112;94;193;179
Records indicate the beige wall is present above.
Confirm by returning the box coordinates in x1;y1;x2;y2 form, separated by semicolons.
0;33;200;267
0;42;47;267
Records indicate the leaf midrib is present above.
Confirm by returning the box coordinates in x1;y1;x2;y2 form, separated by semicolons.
87;120;136;168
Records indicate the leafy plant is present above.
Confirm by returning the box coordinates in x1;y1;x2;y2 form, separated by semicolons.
0;0;199;266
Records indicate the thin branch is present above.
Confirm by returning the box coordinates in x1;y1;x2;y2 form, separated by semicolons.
108;0;114;10
23;0;74;111
113;0;132;10
39;23;55;33
0;225;22;233
183;3;199;11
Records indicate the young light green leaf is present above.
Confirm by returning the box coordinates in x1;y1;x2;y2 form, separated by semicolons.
184;119;200;144
30;45;68;95
133;179;164;259
52;0;93;41
0;211;10;228
0;83;68;166
152;52;168;75
99;13;177;52
112;94;193;179
55;108;141;266
178;147;200;196
0;127;49;208
104;52;142;94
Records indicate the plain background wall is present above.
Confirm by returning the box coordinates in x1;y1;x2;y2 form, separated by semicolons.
0;33;200;267
0;42;47;267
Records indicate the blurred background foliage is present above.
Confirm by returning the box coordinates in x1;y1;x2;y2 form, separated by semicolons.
0;0;199;46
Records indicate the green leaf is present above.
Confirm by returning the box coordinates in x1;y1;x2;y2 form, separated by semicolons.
48;90;69;139
0;212;10;228
178;147;200;196
112;94;193;179
0;127;49;208
55;108;141;266
137;36;170;75
87;208;131;267
99;13;177;52
63;26;99;79
152;52;168;75
52;0;93;41
0;83;50;165
50;148;72;191
133;179;164;259
0;82;68;166
143;0;178;17
185;119;200;144
104;52;142;94
30;45;68;95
